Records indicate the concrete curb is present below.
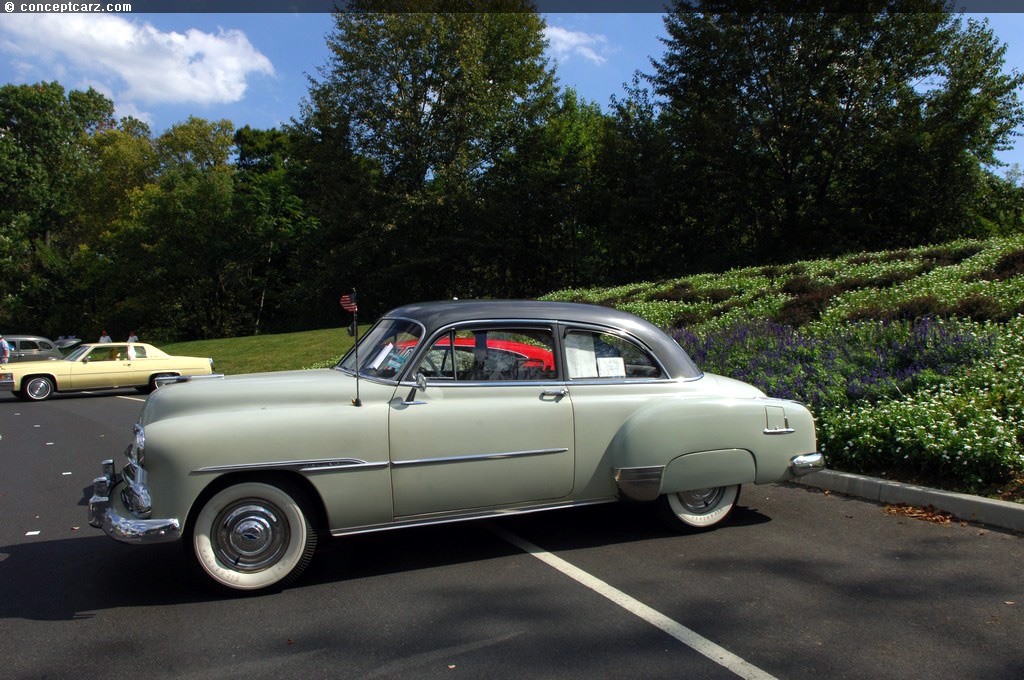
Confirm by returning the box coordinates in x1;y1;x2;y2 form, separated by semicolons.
795;469;1024;533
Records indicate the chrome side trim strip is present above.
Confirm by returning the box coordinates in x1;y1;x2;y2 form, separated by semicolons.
392;447;569;468
329;497;617;537
763;427;796;435
191;459;389;475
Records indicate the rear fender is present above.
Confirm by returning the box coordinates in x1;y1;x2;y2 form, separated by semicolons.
609;396;802;500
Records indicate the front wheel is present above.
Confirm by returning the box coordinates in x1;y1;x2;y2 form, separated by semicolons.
23;376;55;401
657;485;740;532
190;481;317;592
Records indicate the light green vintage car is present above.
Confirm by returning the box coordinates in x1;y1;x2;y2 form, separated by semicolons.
89;300;824;592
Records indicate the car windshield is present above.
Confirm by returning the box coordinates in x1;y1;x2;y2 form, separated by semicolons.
337;318;423;382
63;345;92;361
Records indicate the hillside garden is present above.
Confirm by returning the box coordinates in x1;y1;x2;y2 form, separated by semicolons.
542;235;1024;501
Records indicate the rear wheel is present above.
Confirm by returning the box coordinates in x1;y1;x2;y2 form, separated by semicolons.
657;485;740;531
190;481;317;592
23;376;55;401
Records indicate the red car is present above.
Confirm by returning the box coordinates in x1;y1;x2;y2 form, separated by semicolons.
397;332;555;381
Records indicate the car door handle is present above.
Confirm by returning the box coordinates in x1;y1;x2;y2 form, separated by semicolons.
541;388;569;400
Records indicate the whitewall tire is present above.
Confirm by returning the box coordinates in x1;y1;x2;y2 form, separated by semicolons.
191;481;317;592
657;485;740;531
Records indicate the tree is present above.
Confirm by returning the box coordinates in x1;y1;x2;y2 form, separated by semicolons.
288;82;386;322
113;117;241;340
479;88;607;295
233;126;319;334
0;82;115;331
301;1;559;311
650;2;1024;265
315;0;555;192
593;77;681;283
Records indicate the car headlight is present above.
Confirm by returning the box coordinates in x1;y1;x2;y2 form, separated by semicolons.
129;423;146;465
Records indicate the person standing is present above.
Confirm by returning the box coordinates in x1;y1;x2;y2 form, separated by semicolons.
0;333;10;365
127;330;138;343
98;330;112;343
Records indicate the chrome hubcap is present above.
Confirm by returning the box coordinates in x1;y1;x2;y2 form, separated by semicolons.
676;487;725;514
212;500;289;572
28;379;51;399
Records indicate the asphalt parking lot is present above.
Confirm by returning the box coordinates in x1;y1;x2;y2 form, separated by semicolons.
1;390;1021;679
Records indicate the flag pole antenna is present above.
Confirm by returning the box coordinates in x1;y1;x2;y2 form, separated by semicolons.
341;288;361;406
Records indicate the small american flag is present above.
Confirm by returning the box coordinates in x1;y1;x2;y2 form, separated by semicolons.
340;292;358;313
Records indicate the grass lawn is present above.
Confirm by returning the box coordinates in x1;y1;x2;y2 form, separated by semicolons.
162;326;363;375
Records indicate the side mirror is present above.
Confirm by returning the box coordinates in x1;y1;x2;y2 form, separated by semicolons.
404;372;427;405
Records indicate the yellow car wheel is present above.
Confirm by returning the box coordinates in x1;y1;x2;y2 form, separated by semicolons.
23;376;55;401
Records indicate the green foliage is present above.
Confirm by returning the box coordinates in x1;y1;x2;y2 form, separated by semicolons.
477;88;607;295
314;3;554;191
545;235;1024;498
295;3;561;313
820;316;1024;493
0;82;116;332
649;4;1024;265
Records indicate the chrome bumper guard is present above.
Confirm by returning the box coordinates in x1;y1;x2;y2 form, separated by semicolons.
613;465;665;502
0;371;13;391
88;458;181;544
154;373;224;387
790;452;825;476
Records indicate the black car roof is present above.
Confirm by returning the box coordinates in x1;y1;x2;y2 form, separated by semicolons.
383;299;701;380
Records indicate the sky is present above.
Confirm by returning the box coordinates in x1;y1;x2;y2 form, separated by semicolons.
1;10;1023;170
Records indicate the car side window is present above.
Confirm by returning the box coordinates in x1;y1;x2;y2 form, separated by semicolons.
414;328;557;382
133;346;147;358
565;331;664;380
21;340;39;350
87;347;121;362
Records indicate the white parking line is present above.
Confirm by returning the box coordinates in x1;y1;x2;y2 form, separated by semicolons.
490;526;778;680
115;395;146;402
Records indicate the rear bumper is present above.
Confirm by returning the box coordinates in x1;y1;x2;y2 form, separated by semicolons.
88;459;181;544
790;452;826;476
615;451;826;501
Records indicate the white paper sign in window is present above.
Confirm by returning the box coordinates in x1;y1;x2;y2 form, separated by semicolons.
566;332;598;378
597;357;626;377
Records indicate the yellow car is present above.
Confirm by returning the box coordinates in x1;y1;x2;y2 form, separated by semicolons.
0;342;215;401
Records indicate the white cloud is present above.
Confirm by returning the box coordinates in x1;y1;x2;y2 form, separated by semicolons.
544;25;610;66
0;14;274;106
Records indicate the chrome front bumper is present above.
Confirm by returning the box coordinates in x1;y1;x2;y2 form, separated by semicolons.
0;371;13;391
88;459;181;544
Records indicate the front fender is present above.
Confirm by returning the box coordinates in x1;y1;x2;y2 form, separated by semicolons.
139;400;394;535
